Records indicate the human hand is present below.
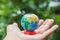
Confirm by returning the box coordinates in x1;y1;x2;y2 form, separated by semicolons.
4;19;58;40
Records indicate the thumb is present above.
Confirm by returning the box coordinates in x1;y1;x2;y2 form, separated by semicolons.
7;23;22;34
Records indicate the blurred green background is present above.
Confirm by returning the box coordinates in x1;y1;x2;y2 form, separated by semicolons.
0;0;60;40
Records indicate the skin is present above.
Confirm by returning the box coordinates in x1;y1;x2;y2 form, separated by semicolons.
4;19;58;40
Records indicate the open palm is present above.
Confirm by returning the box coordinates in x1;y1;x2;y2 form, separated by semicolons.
4;19;58;40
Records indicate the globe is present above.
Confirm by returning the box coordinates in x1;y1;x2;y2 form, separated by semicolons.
21;14;39;32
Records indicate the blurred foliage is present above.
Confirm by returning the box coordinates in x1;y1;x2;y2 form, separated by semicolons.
0;0;60;40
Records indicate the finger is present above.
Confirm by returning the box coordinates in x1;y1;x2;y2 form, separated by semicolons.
38;19;54;33
35;19;44;32
12;23;23;34
35;19;50;33
42;25;58;39
38;19;44;27
7;23;22;34
39;19;50;29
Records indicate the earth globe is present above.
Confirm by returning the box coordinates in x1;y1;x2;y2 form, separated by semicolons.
21;14;39;35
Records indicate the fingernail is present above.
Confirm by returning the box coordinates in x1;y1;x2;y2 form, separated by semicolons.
55;25;59;27
13;22;17;26
50;19;54;22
